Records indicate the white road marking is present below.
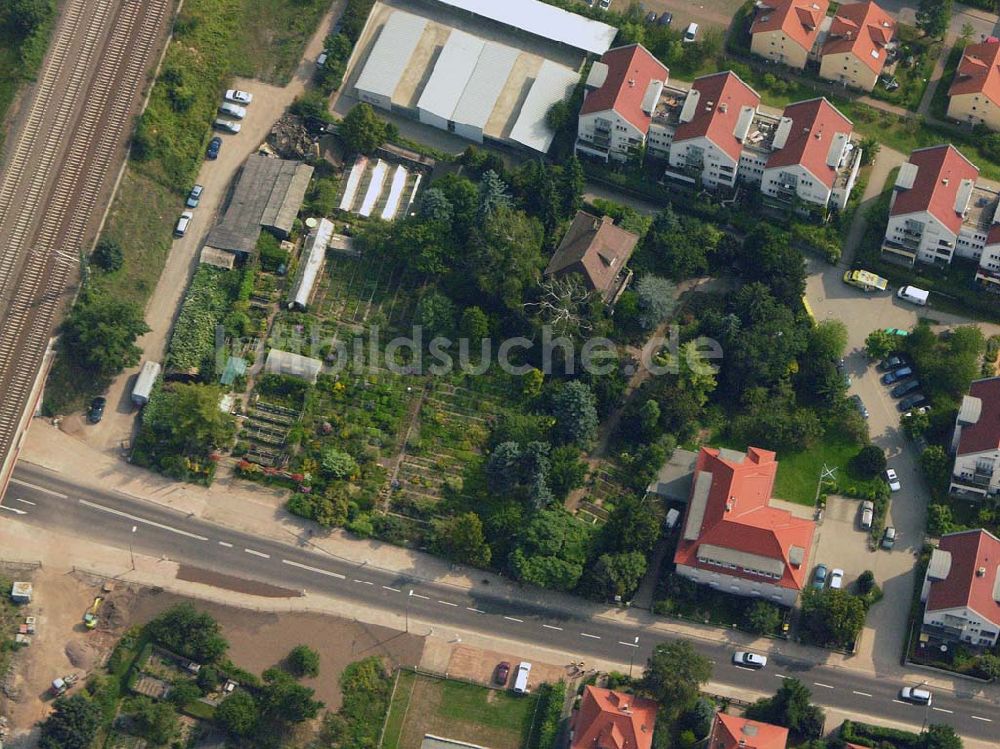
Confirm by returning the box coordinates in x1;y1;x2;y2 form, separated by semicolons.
775;674;788;679
13;497;36;505
11;478;67;498
411;593;430;600
218;541;233;548
931;707;953;714
79;499;208;540
467;607;485;614
892;699;908;705
580;633;601;639
353;579;373;585
504;616;524;623
0;505;27;515
281;559;346;579
618;641;640;648
245;548;270;558
813;682;834;689
852;691;872;697
383;586;401;592
971;716;993;722
438;600;458;606
543;624;563;631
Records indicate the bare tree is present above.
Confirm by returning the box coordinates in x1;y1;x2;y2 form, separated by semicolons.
524;275;596;336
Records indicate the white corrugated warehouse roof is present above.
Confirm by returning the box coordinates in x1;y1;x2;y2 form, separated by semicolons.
452;42;520;131
417;30;485;121
434;0;617;55
509;60;579;153
355;10;428;101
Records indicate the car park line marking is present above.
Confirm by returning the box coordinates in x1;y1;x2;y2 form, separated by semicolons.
0;505;26;515
580;633;601;639
79;499;209;540
11;478;67;497
13;497;36;505
245;548;270;558
504;616;524;623
971;716;992;722
411;593;430;600
218;541;233;548
438;600;458;606
543;624;563;631
852;691;872;697
383;586;401;592
467;607;485;614
281;559;346;579
813;682;834;689
892;699;908;705
931;707;953;714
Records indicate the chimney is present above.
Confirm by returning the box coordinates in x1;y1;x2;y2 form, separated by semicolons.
629;78;636;88
719;102;728;113
725;496;736;511
943;178;950;186
977;566;987;577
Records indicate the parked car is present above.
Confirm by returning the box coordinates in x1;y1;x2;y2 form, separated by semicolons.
87;396;107;424
829;568;844;589
186;184;203;208
860;500;874;530
683;21;699;42
206;136;222;159
645;11;657;22
877;355;905;372
225;89;253;104
732;651;767;669
882;526;897;549
316;51;328;67
174;211;193;238
658;10;673;25
598;0;611;8
884;327;909;337
885;468;901;492
512;662;532;694
881;366;913;385
812;564;828;589
900;686;932;705
898;394;927;412
850;394;869;419
213;118;241;134
891;379;921;398
219;102;247;120
494;661;511;685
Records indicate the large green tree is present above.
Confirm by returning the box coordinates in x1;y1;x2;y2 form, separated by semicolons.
587;551;647;601
259;668;324;723
39;694;102;749
431;512;492;567
551;380;599;446
61;290;149;379
922;724;962;749
800;589;867;648
130;696;181;745
286;645;321;678
216;690;259;737
509;509;593;591
641;641;713;717
138;383;236;462
338;103;392;155
146;604;228;663
916;0;952;37
746;678;825;740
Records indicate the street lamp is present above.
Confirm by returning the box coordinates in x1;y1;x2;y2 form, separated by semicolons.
129;525;137;571
406;589;413;633
628;636;639;679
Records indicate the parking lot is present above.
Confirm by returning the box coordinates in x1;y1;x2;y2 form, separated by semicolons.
573;0;743;33
809;495;877;595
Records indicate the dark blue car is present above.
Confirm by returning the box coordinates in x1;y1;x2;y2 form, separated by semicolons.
881;366;913;385
206;136;222;160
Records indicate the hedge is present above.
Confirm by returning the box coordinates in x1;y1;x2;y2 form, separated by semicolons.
530;681;567;749
840;719;923;749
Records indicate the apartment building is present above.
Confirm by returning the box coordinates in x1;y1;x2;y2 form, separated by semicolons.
950;377;1000;500
750;0;829;69
947;39;1000;131
818;1;896;92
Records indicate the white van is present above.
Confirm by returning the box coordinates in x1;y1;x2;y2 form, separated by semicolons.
664;508;681;530
512;661;531;694
218;102;247;120
683;22;699;42
174;211;193;238
897;285;929;306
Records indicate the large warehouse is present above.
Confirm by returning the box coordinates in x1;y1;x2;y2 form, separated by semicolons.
353;1;601;153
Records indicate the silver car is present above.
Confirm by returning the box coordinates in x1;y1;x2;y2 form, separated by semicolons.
213;118;241;134
732;651;767;669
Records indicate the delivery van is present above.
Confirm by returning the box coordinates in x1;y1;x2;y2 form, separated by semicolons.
897;285;929;306
513;662;532;694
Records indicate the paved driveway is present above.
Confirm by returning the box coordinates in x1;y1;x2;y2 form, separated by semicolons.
810;495;874;592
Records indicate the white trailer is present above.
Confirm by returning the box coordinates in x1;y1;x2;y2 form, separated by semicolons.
131;361;161;406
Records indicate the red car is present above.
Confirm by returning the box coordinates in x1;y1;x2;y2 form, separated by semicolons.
494;661;511;685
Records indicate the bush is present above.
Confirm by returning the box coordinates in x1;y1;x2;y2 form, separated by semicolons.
530;681;567;749
286;645;320;678
146;604;228;663
92;237;124;272
850;445;887;479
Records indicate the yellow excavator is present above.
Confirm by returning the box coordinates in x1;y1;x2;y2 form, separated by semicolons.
83;597;103;630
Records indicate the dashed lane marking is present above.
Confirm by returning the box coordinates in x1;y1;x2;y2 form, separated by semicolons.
580;633;601;639
892;700;908;705
438;600;458;606
543;624;563;631
411;593;430;600
618;640;640;647
504;616;524;623
813;682;834;689
10;478;67;498
931;708;953;714
852;691;872;697
245;549;270;559
355;580;374;586
971;716;993;722
218;541;233;548
775;674;788;679
13;497;36;505
383;586;401;592
79;499;208;540
281;559;346;579
467;607;485;614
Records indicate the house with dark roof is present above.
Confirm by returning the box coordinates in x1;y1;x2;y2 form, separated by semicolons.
673;447;815;606
707;712;788;749
949;377;1000;499
880;144;1000;267
545;211;638;303
576;44;670;162
750;0;829;70
818;2;896;92
920;529;1000;647
947;39;1000;131
570;686;658;749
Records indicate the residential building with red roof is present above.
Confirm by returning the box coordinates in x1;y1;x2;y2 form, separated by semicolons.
947;39;1000;131
673;446;815;607
920;529;1000;647
545;211;638;303
977;225;1000;291
880;144;1000;267
707;712;789;749
576;44;670;162
818;1;896;92
757;97;861;212
750;0;830;70
570;686;658;749
949;377;1000;499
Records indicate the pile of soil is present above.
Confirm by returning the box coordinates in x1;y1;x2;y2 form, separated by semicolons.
65;641;96;671
267;114;314;160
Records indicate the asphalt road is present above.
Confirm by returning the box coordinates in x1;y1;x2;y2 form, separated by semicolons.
2;463;998;741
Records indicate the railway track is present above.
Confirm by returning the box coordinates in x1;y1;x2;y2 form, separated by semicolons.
0;0;172;487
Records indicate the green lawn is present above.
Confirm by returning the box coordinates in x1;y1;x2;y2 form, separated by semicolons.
382;671;538;749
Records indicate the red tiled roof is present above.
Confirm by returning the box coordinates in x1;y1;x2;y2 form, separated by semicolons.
708;713;788;749
673;447;816;591
956;377;1000;455
673;72;761;163
949;39;1000;104
580;44;670;134
890;145;979;234
820;1;896;74
751;0;829;53
572;687;658;749
766;98;853;188
926;529;1000;630
545;211;638;297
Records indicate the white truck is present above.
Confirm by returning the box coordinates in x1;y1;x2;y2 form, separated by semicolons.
897;285;929;306
131;361;161;406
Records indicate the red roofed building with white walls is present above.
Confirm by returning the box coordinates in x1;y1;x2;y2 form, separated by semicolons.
948;38;1000;131
949;377;1000;499
673;447;815;607
818;1;896;92
570;686;658;749
750;0;829;70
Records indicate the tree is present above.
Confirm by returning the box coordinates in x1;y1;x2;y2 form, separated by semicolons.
635;274;677;330
431;512;492;567
746;678;825;740
601;494;660;555
551;380;598;446
738;225;805;308
851;444;887;479
61;291;149;379
338;103;392;155
92;237;124;272
130;696;180;745
137;383;237;462
168;680;201;707
415;290;456;339
856;570;876;596
321;447;358;479
859;135;881;166
864;329;897;361
922;724;962;749
800;589;867;648
920;445;952;494
477;170;511;221
977;653;1000;678
588;551;647;601
259;667;324;723
926;503;955;536
641;641;712;717
916;0;952;37
547;444;587;501
680;697;717;740
747;600;783;635
146;604;228;663
419;188;453;223
39;694;102;749
524;274;597;338
216;690;259;737
639;398;661;440
509;508;593;591
4;0;53;35
459;306;489;341
810;320;848;362
287;644;321;678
